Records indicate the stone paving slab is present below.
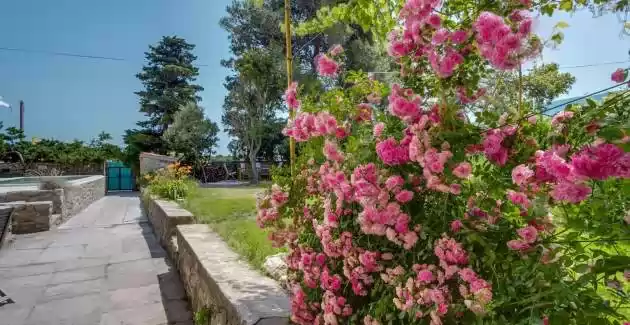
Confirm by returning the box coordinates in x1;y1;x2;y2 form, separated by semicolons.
0;193;193;325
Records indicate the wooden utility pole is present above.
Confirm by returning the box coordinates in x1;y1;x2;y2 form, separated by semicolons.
284;0;295;175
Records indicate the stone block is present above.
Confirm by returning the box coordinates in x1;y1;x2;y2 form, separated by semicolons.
142;195;194;259
176;224;290;325
10;201;52;234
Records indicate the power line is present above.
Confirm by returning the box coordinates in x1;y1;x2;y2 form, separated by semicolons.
1;46;627;72
478;81;630;134
0;46;211;67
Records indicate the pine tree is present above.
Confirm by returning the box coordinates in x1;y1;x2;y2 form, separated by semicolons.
134;36;203;134
124;36;203;171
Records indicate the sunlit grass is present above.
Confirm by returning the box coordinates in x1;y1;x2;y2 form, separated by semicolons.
183;186;283;270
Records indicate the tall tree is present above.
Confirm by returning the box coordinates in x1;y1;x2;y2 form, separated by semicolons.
163;102;219;163
222;48;284;183
135;36;203;133
124;36;203;172
481;63;576;114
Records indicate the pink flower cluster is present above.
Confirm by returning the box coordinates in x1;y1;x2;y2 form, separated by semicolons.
316;45;344;78
290;286;319;325
482;127;515;166
321;290;353;325
551;111;574;127
611;68;627;83
473;11;535;70
255;184;288;227
507;225;538;251
531;143;630;204
389;236;492;322
376;137;411;166
317;54;340;77
285;81;301;110
388;0;443;58
283;112;341;142
388;84;422;121
571;143;630;180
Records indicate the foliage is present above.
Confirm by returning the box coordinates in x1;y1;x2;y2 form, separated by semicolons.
124;36;204;172
0;127;122;167
222;47;285;183
183;186;282;270
163;102;220;163
257;2;630;325
482;63;577;113
144;162;194;201
294;0;403;43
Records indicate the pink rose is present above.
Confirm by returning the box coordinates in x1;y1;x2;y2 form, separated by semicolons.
451;219;463;233
395;190;414;203
517;225;538;243
453;162;472;178
373;122;385;137
611;68;626;83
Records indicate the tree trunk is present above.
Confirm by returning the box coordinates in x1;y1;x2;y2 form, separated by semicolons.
249;151;259;185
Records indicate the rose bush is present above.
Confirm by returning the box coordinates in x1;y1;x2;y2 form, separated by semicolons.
258;1;630;324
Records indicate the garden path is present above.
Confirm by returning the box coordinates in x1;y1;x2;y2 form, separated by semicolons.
0;193;193;325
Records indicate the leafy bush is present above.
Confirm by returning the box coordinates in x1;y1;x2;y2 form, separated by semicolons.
257;2;630;325
145;162;195;201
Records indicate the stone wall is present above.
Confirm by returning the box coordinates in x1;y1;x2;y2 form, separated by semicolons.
139;152;178;175
177;225;290;325
142;192;194;261
0;189;63;214
9;201;52;234
61;175;105;219
0;205;13;248
141;196;290;325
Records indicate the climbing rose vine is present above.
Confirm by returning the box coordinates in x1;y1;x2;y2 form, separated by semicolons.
258;1;630;324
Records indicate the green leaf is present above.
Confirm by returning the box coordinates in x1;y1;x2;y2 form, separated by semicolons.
555;21;570;29
575;264;590;273
560;0;574;11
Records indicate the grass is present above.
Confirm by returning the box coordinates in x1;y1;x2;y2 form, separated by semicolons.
183;185;282;270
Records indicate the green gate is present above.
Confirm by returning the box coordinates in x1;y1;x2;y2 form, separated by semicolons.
106;161;135;191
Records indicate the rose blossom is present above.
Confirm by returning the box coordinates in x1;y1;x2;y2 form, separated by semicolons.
512;164;534;186
611;68;626;83
453;162;472;178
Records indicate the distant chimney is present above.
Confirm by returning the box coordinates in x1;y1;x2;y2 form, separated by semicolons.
19;100;24;132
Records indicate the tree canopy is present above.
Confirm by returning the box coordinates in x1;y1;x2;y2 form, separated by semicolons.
163;102;219;163
124;36;216;172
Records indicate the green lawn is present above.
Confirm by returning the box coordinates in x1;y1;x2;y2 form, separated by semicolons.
183;185;282;270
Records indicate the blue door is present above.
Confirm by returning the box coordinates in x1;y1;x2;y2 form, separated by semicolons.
106;161;135;191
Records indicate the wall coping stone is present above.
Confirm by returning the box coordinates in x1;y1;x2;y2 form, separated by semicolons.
66;175;105;187
176;224;290;325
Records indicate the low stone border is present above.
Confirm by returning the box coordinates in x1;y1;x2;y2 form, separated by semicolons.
62;175;105;219
142;195;290;325
142;193;194;261
177;225;290;325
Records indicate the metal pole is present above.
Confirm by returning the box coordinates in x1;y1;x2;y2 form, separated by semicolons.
284;0;295;176
19;100;24;132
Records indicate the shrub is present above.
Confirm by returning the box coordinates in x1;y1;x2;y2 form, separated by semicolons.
257;2;630;325
145;162;195;201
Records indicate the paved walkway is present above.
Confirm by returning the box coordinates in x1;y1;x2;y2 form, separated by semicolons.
0;193;193;325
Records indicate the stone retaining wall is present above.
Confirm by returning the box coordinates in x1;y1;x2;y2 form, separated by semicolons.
0;205;13;248
0;189;63;214
9;201;53;234
142;193;194;261
142;196;290;325
61;175;105;219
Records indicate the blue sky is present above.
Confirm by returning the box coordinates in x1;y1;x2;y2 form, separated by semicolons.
0;2;627;155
